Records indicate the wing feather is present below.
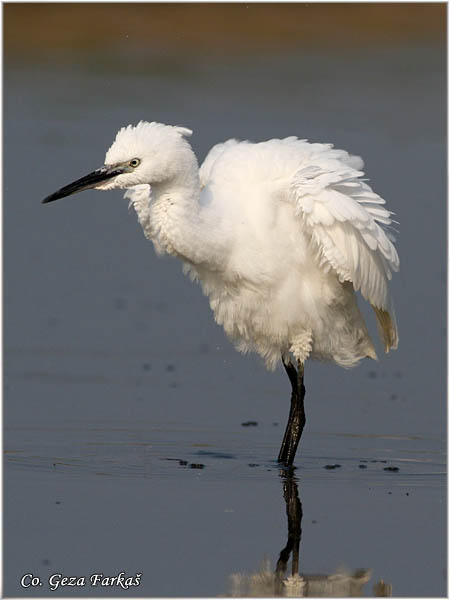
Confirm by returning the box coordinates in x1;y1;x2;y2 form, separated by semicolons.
292;149;399;351
199;139;241;188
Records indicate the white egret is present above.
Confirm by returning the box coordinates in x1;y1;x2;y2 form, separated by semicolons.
43;121;399;466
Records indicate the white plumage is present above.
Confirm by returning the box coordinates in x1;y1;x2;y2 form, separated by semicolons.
43;120;399;464
105;122;399;370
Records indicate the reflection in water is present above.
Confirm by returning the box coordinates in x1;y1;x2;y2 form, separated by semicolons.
228;471;392;597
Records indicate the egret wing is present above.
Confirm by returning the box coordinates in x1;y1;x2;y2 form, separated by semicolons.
199;139;240;188
291;150;399;351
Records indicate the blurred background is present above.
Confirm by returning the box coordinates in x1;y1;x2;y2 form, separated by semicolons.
4;3;446;597
4;3;445;56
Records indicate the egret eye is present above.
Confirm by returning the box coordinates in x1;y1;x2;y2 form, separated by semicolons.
129;158;140;168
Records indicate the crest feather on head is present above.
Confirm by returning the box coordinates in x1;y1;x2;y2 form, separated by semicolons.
173;126;193;138
105;121;193;166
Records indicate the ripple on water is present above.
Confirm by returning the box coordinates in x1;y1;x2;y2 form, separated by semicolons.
4;421;445;487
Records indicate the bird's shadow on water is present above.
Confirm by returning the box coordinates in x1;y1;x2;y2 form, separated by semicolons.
226;468;392;597
163;450;394;596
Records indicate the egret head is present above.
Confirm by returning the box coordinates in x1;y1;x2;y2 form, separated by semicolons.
42;121;194;204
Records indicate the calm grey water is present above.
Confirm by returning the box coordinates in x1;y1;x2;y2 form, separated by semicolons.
4;43;446;596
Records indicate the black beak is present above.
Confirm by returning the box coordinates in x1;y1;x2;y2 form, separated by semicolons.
42;165;124;204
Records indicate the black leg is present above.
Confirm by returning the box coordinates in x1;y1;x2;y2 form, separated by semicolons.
277;358;306;466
